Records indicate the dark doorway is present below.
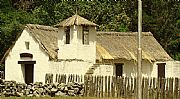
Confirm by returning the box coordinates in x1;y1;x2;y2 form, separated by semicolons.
25;64;34;84
115;63;123;77
157;63;166;78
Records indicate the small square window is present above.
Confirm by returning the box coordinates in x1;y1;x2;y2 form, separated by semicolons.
25;41;30;50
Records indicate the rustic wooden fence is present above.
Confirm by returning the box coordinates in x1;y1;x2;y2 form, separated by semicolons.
45;74;180;99
0;71;4;79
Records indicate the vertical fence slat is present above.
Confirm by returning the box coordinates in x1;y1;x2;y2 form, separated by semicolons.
101;76;103;98
134;77;137;99
116;76;120;98
174;78;178;99
97;76;100;97
142;78;146;99
90;75;94;97
165;78;169;99
84;75;87;97
112;76;115;98
108;76;110;97
105;76;107;97
124;77;127;98
169;78;174;98
130;77;133;98
92;75;95;97
95;76;97;97
145;77;148;99
121;77;124;98
149;77;153;99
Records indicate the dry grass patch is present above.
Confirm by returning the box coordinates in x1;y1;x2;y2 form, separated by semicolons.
0;96;122;99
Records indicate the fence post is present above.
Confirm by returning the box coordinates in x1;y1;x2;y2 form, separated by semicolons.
84;75;88;97
105;76;107;97
174;78;178;99
111;76;115;98
116;76;120;98
101;76;104;98
108;76;111;97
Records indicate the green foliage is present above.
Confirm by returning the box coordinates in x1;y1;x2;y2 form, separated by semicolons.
0;64;4;71
0;8;37;61
0;0;179;61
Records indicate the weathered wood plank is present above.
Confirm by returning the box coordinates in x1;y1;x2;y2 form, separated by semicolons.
105;76;108;97
95;76;98;97
111;76;115;98
174;78;179;99
84;75;88;97
116;76;120;98
124;77;127;99
108;76;111;97
101;76;104;98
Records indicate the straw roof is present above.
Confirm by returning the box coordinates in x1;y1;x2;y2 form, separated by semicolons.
25;24;58;60
96;32;172;61
55;15;97;27
1;24;172;63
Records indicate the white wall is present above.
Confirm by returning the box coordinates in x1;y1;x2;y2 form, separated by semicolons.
166;61;180;78
50;61;92;75
5;30;50;83
49;61;93;82
58;26;96;63
104;60;179;78
93;64;113;76
93;60;155;78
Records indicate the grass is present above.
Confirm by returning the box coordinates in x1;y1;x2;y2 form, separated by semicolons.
0;96;121;99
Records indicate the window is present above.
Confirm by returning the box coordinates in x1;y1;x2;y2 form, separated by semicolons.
65;27;70;44
82;26;89;45
25;41;30;50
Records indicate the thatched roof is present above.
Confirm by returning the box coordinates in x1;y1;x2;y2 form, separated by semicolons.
1;24;172;63
25;24;58;60
96;32;172;61
55;14;97;27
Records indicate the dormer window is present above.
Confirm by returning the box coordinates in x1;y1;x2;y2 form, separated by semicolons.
65;27;70;44
25;41;30;50
82;26;89;45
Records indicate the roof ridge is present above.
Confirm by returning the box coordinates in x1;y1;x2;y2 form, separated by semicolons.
97;32;153;36
55;14;97;27
26;24;58;31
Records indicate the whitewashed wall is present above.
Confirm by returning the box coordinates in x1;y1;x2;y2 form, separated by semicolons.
5;30;50;83
49;61;92;75
123;60;152;77
93;64;113;76
49;61;93;82
58;26;96;63
172;61;180;78
93;60;156;77
165;61;180;78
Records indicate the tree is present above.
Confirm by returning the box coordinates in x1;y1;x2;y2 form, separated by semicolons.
0;0;179;61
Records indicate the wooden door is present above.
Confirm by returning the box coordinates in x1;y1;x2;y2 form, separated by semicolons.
115;63;123;77
25;64;34;84
157;63;166;78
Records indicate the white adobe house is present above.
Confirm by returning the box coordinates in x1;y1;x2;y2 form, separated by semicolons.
1;15;172;83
